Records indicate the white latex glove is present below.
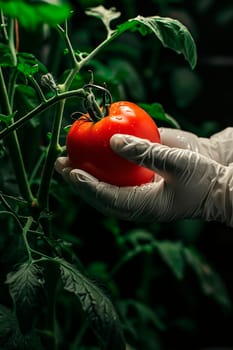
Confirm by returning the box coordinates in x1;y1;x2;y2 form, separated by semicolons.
55;130;233;227
159;127;233;166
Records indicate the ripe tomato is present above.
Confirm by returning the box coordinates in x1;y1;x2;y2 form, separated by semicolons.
66;101;160;186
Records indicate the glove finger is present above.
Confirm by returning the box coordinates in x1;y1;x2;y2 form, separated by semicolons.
61;167;73;183
110;134;194;180
55;157;71;174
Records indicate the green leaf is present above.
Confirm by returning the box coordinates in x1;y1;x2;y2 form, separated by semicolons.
184;247;232;309
109;58;147;101
155;240;185;280
5;262;44;309
122;229;154;248
117;15;197;69
169;67;203;108
17;53;47;77
14;84;39;116
59;258;126;350
139;102;181;128
0;43;15;67
119;299;166;331
0;305;45;349
0;111;17;126
0;0;72;28
0;305;17;344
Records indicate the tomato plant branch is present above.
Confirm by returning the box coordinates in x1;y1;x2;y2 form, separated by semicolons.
0;88;88;140
29;75;47;103
8;68;18;107
56;23;80;89
0;67;35;204
57;23;79;69
37;101;65;211
0;10;8;42
58;24;122;76
78;30;121;70
8;18;17;66
22;216;34;262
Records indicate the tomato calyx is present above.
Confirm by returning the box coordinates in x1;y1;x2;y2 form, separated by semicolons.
82;84;112;122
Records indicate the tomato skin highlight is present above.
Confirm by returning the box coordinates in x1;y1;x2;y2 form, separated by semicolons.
66;101;161;186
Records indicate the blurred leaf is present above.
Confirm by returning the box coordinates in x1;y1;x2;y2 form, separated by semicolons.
0;0;71;28
14;84;39;116
184;247;232;309
0;112;17;126
155;240;185;280
0;305;17;344
216;5;233;26
17;53;47;77
103;217;121;237
119;299;166;331
109;58;146;101
0;43;15;67
170;67;202;108
59;258;126;350
86;261;120;297
5;262;44;309
122;229;154;248
139;102;180;128
87;261;109;280
117;15;197;69
0;305;44;350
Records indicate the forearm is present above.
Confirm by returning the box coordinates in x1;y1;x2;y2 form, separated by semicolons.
199;127;233;166
203;165;233;227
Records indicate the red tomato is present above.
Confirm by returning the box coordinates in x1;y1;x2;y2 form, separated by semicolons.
66;101;160;186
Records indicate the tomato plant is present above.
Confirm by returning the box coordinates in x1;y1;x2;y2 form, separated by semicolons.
66;97;161;186
2;2;219;350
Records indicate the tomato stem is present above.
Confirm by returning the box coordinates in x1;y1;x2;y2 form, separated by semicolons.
83;84;113;121
84;92;103;121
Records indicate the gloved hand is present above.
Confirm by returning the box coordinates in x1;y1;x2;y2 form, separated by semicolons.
55;128;233;227
159;127;233;166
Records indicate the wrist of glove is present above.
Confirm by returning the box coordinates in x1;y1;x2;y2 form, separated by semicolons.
160;127;233;166
55;134;233;227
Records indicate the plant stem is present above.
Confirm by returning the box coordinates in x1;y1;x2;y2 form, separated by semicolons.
0;10;8;42
57;23;79;70
37;101;65;210
0;88;88;140
0;67;35;203
56;23;80;89
78;30;121;70
22;216;34;262
37;24;81;212
44;261;59;350
29;75;47;103
8;17;17;66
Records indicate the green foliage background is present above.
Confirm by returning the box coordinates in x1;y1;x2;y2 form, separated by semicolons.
0;0;233;349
